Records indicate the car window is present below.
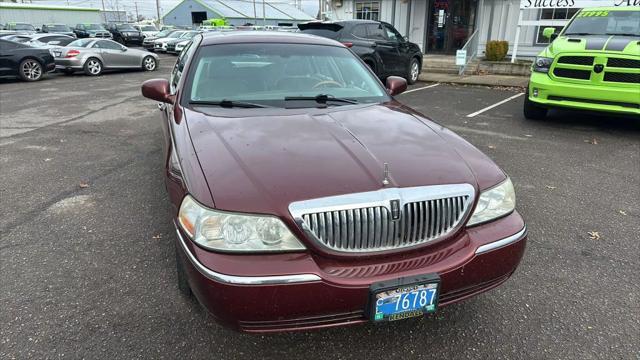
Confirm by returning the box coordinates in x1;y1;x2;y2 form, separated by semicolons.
94;40;122;50
365;24;387;40
76;24;84;30
185;43;389;107
171;37;199;93
352;24;367;38
383;24;402;42
68;38;94;47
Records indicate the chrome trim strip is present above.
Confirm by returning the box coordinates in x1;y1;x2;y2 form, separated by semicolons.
475;226;527;254
175;227;322;285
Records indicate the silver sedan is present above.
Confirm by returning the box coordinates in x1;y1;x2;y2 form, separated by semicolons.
53;38;159;76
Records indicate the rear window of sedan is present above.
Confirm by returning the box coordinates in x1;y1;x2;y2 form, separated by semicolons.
68;39;94;47
185;43;388;107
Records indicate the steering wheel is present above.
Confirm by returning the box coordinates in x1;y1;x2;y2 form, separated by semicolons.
312;80;343;89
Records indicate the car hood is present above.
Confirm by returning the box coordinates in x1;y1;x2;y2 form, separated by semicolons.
184;103;485;215
544;34;640;57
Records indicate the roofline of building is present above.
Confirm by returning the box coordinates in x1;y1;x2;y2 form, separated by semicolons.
162;0;314;21
0;3;100;12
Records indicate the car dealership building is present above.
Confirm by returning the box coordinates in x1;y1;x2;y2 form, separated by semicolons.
325;0;639;58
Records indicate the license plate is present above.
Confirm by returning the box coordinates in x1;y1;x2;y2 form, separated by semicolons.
370;274;440;322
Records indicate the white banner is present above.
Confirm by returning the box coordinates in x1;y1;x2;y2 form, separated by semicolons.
520;0;640;9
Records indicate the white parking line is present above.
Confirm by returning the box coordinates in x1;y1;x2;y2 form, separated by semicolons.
403;83;440;94
466;93;525;118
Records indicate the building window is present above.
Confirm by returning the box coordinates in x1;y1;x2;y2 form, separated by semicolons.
355;1;380;21
535;8;580;44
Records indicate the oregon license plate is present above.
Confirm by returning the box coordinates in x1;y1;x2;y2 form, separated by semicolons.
370;274;440;322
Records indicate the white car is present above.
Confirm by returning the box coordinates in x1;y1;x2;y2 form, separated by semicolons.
134;24;159;39
173;39;190;54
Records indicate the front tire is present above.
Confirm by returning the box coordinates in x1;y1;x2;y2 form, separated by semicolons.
142;56;157;71
407;58;420;85
83;58;103;76
523;93;548;120
19;59;43;81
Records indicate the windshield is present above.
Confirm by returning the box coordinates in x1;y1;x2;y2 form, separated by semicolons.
168;31;185;38
48;24;70;32
180;32;197;39
140;25;157;31
564;9;640;36
186;43;388;107
14;24;35;31
68;38;94;47
86;24;105;30
117;24;136;31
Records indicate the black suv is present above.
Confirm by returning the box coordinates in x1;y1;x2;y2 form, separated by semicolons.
299;20;423;84
73;23;112;38
106;23;143;45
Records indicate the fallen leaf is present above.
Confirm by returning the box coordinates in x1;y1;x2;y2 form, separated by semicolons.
584;138;598;145
524;134;533;137
44;158;51;162
545;185;556;190
152;234;162;240
618;210;627;216
79;181;89;188
488;145;496;149
588;231;600;240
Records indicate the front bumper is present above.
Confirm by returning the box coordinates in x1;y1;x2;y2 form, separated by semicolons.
528;72;640;116
176;211;527;332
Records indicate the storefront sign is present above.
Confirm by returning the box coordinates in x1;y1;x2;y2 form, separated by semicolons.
520;0;639;9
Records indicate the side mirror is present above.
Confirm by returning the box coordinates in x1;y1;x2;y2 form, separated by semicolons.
386;76;407;96
121;46;127;51
141;78;174;104
542;27;558;41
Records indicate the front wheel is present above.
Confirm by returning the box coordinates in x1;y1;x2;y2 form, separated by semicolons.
142;56;157;71
523;94;548;120
19;59;43;81
407;58;420;85
84;58;103;76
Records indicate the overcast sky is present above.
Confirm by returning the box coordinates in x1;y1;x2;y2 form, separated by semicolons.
31;0;319;20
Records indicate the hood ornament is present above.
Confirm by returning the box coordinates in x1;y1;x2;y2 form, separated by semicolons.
382;162;390;186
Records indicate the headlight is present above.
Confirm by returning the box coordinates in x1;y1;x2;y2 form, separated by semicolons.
533;57;553;73
467;178;516;226
178;195;306;253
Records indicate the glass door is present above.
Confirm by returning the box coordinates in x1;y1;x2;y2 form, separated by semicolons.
427;0;478;54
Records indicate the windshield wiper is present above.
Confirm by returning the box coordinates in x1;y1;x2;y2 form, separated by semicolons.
284;94;358;105
565;32;598;36
606;32;638;36
189;99;268;108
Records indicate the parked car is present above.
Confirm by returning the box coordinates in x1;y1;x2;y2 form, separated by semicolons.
141;31;527;332
0;38;55;81
106;23;144;45
3;22;36;35
53;38;159;76
173;39;190;54
153;31;187;52
142;29;178;50
166;31;199;54
40;24;76;38
73;23;112;39
299;20;423;84
18;34;76;48
525;7;640;119
134;24;159;39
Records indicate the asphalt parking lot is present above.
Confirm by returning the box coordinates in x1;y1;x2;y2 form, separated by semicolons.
1;54;639;359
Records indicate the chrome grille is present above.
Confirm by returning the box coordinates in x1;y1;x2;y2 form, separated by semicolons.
289;185;474;253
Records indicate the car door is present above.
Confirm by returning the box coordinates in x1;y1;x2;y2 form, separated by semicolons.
95;40;129;67
0;40;16;75
381;23;412;76
364;23;402;76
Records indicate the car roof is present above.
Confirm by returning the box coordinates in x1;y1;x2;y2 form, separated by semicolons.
200;31;343;47
579;6;638;11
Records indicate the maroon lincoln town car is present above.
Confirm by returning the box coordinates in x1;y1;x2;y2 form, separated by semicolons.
141;31;527;332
